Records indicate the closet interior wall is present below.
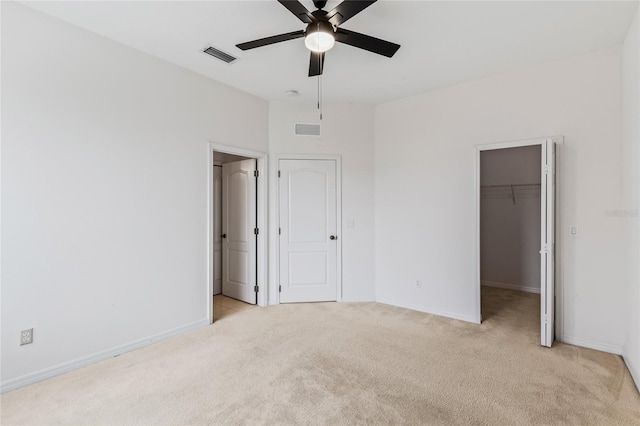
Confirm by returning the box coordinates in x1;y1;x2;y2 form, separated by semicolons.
481;146;542;294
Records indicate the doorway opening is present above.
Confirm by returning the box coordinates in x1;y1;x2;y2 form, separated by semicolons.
475;138;558;347
208;144;267;324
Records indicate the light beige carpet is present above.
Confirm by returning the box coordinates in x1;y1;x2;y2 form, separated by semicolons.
2;287;639;425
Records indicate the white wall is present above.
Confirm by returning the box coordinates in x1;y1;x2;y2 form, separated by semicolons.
268;101;375;303
1;2;268;390
481;146;541;293
622;8;640;390
375;47;626;352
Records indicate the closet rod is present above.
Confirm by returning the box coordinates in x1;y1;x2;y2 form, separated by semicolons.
480;183;541;189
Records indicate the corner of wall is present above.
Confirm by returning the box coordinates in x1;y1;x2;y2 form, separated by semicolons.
622;4;640;392
623;349;640;393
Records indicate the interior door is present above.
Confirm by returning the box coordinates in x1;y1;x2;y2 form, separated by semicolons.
213;165;222;295
279;159;338;303
222;159;257;304
540;139;555;347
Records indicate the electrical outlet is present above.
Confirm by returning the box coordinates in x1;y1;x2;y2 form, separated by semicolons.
20;329;33;346
416;280;422;288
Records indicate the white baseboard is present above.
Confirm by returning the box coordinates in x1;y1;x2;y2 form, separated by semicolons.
0;319;209;394
560;335;623;355
482;280;540;294
376;298;480;324
622;348;640;393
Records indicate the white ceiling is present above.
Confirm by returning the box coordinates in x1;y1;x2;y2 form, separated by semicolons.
23;0;638;103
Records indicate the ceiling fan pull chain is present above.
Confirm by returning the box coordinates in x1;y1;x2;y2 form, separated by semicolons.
320;73;323;121
317;67;320;111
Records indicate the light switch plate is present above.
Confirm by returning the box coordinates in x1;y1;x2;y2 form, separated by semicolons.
570;226;578;236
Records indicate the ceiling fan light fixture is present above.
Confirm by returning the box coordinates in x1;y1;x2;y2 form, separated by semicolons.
304;22;335;53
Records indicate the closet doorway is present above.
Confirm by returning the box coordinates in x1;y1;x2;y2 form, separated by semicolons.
208;144;267;324
475;138;558;347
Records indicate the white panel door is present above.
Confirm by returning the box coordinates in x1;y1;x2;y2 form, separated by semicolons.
213;165;222;295
540;139;555;347
222;159;256;304
279;159;338;303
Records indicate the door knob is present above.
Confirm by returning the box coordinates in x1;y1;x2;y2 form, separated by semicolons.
222;234;227;239
330;235;337;240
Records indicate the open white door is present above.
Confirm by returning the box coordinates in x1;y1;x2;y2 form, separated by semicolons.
279;159;338;303
213;165;222;295
540;139;555;347
222;159;257;305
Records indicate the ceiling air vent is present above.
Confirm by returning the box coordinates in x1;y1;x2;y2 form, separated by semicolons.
294;122;321;137
203;46;237;64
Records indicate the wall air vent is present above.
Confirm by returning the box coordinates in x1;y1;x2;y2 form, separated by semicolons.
203;46;237;64
294;122;321;137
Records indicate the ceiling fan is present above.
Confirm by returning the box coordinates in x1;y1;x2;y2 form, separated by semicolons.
236;0;401;77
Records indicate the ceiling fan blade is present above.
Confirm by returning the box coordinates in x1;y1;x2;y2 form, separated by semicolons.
236;30;305;51
278;0;315;23
326;0;377;26
335;28;400;58
308;51;325;77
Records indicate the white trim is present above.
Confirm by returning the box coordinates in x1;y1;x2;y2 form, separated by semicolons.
561;335;623;356
0;319;208;394
474;136;564;336
474;136;562;151
481;281;540;294
377;298;479;324
207;143;269;321
474;146;482;323
274;154;343;304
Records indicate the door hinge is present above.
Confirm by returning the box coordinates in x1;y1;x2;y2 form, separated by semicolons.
543;165;550;174
254;170;259;178
279;227;281;235
279;285;282;292
254;228;259;235
278;170;281;178
254;285;259;293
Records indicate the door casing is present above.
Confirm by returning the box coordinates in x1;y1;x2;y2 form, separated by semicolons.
474;136;563;343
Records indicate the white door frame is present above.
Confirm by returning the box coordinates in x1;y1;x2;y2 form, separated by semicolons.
273;154;342;305
207;143;268;323
474;136;564;339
